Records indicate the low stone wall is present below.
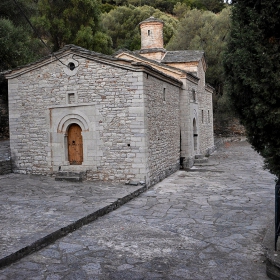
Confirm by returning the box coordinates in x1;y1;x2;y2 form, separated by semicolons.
214;116;246;137
0;140;11;175
0;159;12;175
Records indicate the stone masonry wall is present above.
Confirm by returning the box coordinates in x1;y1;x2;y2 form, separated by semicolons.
181;78;199;168
8;54;149;182
138;51;165;62
144;74;180;186
140;22;164;50
198;88;215;155
196;60;214;155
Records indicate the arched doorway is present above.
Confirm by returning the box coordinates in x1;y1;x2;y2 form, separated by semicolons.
193;118;198;152
67;124;83;165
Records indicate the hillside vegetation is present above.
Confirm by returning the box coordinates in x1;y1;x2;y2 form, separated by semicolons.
0;0;232;119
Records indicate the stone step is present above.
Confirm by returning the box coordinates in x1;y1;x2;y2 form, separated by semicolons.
194;157;209;164
55;171;85;182
195;154;204;159
55;176;82;182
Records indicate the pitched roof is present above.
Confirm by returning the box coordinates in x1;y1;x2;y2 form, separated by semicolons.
4;45;183;86
116;49;185;74
139;16;164;25
4;44;119;74
162;50;205;63
115;49;199;81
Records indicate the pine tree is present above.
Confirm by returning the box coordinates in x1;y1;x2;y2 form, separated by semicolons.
224;0;280;178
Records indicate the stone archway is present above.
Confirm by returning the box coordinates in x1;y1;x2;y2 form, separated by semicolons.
67;123;83;165
193;118;198;152
56;113;89;165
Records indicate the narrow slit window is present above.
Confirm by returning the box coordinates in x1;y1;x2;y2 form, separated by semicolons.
202;110;204;123
163;88;166;101
208;110;210;123
148;30;151;36
192;89;196;102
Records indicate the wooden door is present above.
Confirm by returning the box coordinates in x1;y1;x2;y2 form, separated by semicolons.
68;124;83;165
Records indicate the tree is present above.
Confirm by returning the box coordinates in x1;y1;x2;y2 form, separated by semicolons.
32;0;112;53
0;0;37;26
102;5;178;51
196;0;225;13
0;19;43;72
167;8;231;97
224;0;280;178
167;7;234;132
101;0;225;14
0;0;45;71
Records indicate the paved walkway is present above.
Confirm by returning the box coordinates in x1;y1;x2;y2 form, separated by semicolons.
0;140;276;279
0;175;146;267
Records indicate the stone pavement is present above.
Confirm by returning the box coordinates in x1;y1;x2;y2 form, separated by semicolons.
0;139;277;279
0;174;147;267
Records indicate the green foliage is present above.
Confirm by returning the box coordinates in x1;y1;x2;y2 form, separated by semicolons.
103;0;225;14
0;0;44;71
224;0;280;178
101;3;115;13
0;0;37;26
99;0;225;13
0;18;42;71
173;2;191;18
111;0;178;14
102;5;178;50
167;8;231;99
32;0;112;53
196;0;225;13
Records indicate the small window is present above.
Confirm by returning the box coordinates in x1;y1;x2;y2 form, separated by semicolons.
208;110;210;123
202;110;204;123
163;88;166;101
68;93;75;104
192;89;196;102
148;30;151;36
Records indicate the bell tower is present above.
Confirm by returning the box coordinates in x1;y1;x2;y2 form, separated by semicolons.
139;17;166;61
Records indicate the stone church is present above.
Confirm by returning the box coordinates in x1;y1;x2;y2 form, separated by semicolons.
4;17;214;186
